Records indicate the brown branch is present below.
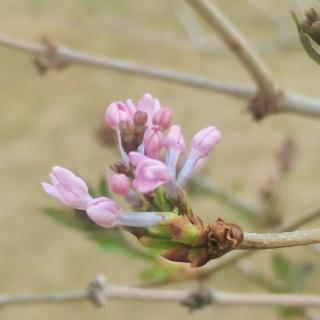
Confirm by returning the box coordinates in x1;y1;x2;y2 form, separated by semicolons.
2;275;320;309
1;34;320;119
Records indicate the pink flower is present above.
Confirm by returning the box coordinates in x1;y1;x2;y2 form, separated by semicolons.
105;101;135;130
108;173;130;196
192;126;221;157
42;166;91;209
137;93;160;123
153;107;172;130
133;158;170;193
129;151;149;167
86;197;120;228
143;126;164;159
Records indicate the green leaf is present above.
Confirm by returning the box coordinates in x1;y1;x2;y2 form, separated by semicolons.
272;253;292;281
41;207;155;260
154;187;173;212
42;207;101;232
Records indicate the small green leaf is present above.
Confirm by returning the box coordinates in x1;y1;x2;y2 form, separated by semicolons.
41;207;155;260
154;187;173;211
42;207;101;232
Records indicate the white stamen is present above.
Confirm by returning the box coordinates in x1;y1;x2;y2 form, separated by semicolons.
118;212;163;227
116;129;129;165
177;148;201;187
165;148;180;179
137;144;145;154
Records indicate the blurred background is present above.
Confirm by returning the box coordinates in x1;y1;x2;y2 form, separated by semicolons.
1;0;320;319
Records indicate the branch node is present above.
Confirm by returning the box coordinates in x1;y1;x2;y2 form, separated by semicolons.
33;37;70;74
87;275;107;307
248;89;285;121
181;288;213;311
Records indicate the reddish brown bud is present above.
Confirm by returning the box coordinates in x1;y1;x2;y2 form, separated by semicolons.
119;120;134;142
162;245;190;263
134;111;148;127
160;217;244;268
133;111;148;147
305;8;318;22
110;161;131;175
119;120;136;153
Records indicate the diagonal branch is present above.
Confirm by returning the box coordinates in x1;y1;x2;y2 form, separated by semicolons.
185;0;284;120
1;34;320;118
185;0;276;96
2;275;320;309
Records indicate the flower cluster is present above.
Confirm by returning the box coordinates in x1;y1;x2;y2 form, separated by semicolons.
42;93;243;267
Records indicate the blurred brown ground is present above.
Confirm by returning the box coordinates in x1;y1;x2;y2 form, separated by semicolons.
1;0;320;319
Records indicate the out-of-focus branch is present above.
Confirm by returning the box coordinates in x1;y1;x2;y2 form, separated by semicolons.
190;176;264;217
184;0;320;120
185;0;276;97
1;34;320;118
3;275;320;309
0;33;251;98
200;207;320;277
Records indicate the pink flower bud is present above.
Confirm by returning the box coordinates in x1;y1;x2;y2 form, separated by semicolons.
152;107;172;129
42;166;91;209
137;93;160;123
105;101;135;130
133;158;170;193
86;197;120;228
108;173;130;196
143;126;164;159
177;127;221;187
192;126;221;157
165;125;186;151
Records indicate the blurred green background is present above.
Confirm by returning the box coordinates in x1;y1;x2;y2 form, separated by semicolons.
1;0;320;319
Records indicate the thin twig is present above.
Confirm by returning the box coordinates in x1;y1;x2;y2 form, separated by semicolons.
190;176;264;217
200;207;320;277
2;275;320;309
0;33;251;98
1;34;320;118
185;0;277;98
